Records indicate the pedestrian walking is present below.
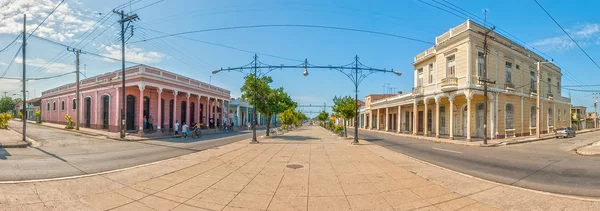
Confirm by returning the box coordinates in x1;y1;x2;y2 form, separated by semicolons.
182;122;189;138
174;120;179;136
231;121;234;131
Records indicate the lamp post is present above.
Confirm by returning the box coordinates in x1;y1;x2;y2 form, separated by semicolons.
213;54;399;144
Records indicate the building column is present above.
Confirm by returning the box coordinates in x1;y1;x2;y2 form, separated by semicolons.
435;97;440;138
376;109;380;130
185;93;190;124
385;107;389;131
237;105;241;126
413;101;418;135
521;96;524;137
449;97;454;140
173;91;178;126
490;96;495;138
245;106;249;126
157;88;162;131
424;100;428;136
369;112;373;129
466;96;472;142
95;91;98;128
553;102;556;129
138;84;145;133
397;106;402;133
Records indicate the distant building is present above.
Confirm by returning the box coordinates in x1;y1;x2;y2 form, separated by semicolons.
571;106;586;130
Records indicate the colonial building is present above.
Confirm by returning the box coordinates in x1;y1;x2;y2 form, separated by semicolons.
360;20;571;140
40;65;231;135
228;97;278;127
571;106;586;130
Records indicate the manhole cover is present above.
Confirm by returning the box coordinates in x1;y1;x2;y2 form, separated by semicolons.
286;164;304;169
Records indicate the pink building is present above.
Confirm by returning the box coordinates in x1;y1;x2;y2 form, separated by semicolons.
40;65;231;136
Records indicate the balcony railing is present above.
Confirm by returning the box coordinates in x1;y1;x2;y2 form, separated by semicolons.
547;93;554;99
412;86;423;96
529;88;537;96
441;77;458;91
504;82;515;91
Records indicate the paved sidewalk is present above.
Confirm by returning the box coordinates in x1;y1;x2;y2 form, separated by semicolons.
351;126;600;147
0;126;501;211
576;141;600;156
0;126;29;148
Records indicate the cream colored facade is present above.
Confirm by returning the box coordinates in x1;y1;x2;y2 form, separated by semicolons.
360;20;571;140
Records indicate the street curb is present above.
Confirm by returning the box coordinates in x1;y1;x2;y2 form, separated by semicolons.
1;127;36;148
573;141;600;156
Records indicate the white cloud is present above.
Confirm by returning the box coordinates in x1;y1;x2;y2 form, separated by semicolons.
99;44;163;64
0;0;96;42
532;23;600;51
15;57;73;73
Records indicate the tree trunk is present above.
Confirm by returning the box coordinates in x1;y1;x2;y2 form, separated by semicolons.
344;119;348;137
266;113;272;136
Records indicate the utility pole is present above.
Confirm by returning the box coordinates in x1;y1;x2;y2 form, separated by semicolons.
113;10;138;138
3;92;7;97
67;48;83;130
481;26;495;145
22;14;26;142
536;61;543;138
594;93;598;128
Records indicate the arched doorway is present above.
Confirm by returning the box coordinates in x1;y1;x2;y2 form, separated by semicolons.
181;101;187;124
190;102;195;124
199;103;204;124
169;99;174;129
161;99;165;130
84;97;91;128
440;106;446;135
475;103;484;137
126;95;135;130
101;95;110;130
143;97;150;130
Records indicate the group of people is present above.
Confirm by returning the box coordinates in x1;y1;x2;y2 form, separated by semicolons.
173;120;202;138
143;115;154;132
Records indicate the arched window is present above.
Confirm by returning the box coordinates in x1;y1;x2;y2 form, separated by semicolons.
72;98;76;110
505;104;514;129
47;102;50;111
61;101;65;111
530;106;536;127
53;102;56;111
548;108;553;126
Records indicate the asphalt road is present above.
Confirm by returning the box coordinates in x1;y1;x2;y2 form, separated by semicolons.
359;129;600;197
0;122;264;181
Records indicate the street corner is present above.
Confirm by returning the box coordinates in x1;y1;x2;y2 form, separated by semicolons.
575;141;600;156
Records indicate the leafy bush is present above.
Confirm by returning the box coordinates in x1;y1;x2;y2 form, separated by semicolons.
35;111;41;123
327;121;335;130
334;125;344;134
319;122;324;127
0;113;12;129
64;114;74;129
18;111;23;120
280;124;287;131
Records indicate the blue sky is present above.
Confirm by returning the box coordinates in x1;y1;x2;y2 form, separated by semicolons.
1;0;599;117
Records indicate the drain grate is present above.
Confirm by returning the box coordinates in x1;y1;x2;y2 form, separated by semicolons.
286;164;304;169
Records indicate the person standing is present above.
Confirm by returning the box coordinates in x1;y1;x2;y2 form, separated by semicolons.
143;115;147;130
174;120;180;136
181;122;189;138
148;115;154;132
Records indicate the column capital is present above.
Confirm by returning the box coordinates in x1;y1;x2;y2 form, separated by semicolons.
139;82;146;91
434;95;440;104
186;93;191;99
157;87;163;94
173;90;178;96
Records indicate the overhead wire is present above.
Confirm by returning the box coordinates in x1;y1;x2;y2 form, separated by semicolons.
27;0;65;39
0;34;22;53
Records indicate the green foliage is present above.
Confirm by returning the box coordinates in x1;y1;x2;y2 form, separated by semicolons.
332;96;357;121
571;111;579;123
0;97;16;113
0;113;12;129
280;108;297;126
319;122;324;127
334;125;344;134
35;111;41;123
18;111;23;120
64;114;74;129
316;111;329;122
280;124;287;130
327;121;335;130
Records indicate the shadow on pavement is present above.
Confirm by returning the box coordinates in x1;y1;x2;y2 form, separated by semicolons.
276;135;319;141
0;148;11;160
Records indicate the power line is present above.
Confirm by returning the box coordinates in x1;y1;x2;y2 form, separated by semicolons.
27;0;65;39
30;35;141;64
533;0;600;71
0;34;22;53
1;45;23;77
131;0;164;12
130;24;435;45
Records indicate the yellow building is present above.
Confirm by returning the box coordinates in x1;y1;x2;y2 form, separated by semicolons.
360;20;571;140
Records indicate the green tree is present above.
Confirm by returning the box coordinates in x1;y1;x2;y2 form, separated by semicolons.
240;74;295;136
316;111;329;125
332;96;358;137
0;97;16;113
280;108;296;129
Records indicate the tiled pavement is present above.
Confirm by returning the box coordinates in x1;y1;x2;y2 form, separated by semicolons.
1;126;502;211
